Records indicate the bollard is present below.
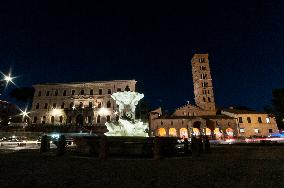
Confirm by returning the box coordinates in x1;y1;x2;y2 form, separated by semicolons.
183;138;189;155
57;135;66;156
203;136;211;153
153;137;162;160
40;135;50;152
197;137;203;154
99;135;108;160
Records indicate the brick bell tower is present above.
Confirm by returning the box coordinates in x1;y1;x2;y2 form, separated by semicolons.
191;53;216;115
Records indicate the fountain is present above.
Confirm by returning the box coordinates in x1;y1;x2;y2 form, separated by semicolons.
105;90;149;137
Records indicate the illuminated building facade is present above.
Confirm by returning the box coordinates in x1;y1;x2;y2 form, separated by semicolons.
150;54;278;138
30;80;136;126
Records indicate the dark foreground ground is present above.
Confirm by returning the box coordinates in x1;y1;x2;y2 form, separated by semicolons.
0;145;283;188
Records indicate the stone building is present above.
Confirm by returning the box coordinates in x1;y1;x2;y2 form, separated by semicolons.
150;54;278;138
30;80;136;126
222;108;278;137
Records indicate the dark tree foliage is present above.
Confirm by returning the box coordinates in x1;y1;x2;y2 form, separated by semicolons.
271;89;284;129
10;87;35;102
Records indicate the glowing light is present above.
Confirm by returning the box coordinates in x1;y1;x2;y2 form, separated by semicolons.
1;70;17;87
72;106;76;110
50;108;63;116
98;107;109;116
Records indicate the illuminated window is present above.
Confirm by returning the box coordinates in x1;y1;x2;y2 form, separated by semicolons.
258;117;262;123
200;66;206;70
72;90;75;95
214;128;222;138
247;117;251;123
108;89;111;94
36;103;39;109
239;117;243;123
169;128;177;137
268;129;273;133
158;128;166;137
254;128;260;134
99;89;102;95
240;128;245;133
63;90;66;96
38;91;41;97
90;89;93;95
266;117;270;123
180;128;188;138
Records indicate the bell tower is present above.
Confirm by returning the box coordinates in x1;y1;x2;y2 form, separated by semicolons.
191;53;216;114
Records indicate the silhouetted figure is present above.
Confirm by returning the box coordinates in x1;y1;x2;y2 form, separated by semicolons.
57;135;66;156
183;138;189;155
40;135;50;152
99;135;108;160
203;135;211;153
154;137;162;160
197;137;203;154
190;136;198;156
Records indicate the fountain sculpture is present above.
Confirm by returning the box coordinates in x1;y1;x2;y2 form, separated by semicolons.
105;90;149;137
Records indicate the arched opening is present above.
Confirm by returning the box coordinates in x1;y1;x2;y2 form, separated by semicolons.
192;128;200;136
76;114;84;126
106;115;111;122
97;115;101;123
214;128;222;139
226;128;234;138
158;128;166;137
205;128;211;136
59;116;63;124
51;116;55;124
180;128;188;138
169;128;177;137
107;101;111;108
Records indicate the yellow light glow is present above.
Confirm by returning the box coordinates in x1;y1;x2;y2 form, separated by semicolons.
98;107;109;116
50;108;63;116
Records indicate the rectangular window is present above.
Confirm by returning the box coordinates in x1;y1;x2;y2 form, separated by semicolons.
108;89;111;94
258;117;262;123
247;117;251;123
44;103;48;109
99;89;102;95
72;90;75;95
53;103;56;108
54;90;58;96
240;128;245;133
38;91;41;97
90;89;93;95
238;117;243;123
268;129;273;133
46;91;50;96
266;117;270;123
199;58;205;63
63;90;66;96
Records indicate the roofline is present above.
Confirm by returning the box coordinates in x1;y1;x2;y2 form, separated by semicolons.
32;80;137;87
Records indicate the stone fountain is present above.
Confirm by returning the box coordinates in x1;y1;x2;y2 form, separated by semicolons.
105;90;149;137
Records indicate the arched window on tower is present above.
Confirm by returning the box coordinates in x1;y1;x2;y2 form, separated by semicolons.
208;97;211;102
203;97;206;102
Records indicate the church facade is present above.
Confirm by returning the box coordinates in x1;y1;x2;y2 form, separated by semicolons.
149;54;278;138
30;80;136;126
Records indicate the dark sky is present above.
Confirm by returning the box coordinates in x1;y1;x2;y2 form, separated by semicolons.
0;0;284;111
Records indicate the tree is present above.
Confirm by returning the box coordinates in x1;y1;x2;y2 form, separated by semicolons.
9;87;35;102
265;88;284;129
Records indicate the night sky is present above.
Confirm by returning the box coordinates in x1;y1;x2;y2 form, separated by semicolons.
1;0;284;111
